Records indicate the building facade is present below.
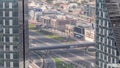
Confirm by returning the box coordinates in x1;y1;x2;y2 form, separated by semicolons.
96;0;120;68
85;27;95;42
83;2;95;17
74;26;85;40
0;0;29;68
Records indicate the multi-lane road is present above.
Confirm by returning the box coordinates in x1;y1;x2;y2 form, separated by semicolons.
29;30;58;68
29;30;96;68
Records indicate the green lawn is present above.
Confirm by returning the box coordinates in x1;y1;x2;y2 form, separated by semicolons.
39;30;54;35
48;35;76;42
39;30;75;42
38;30;76;42
29;23;36;30
54;58;74;68
66;38;76;43
47;35;65;41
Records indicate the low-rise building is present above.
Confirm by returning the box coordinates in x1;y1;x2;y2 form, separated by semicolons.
55;19;70;32
76;22;95;42
74;26;85;40
83;1;95;17
65;24;74;37
84;27;95;42
41;16;51;28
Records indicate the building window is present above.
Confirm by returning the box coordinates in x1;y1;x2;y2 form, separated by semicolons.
6;45;9;51
13;28;19;34
106;47;109;53
6;53;10;59
5;36;9;42
10;62;13;67
5;2;9;8
3;36;6;43
99;44;101;50
5;28;9;34
103;20;106;27
108;48;111;54
9;20;13;26
111;57;112;63
13;46;17;50
13;53;18;59
99;61;101;67
0;45;3;51
106;38;109;45
13;62;19;67
5;19;9;25
110;40;113;46
10;53;13;59
13;36;19;42
3;11;5;17
102;63;105;68
106;56;108;62
9;28;13;34
9;2;12;9
9;37;13;43
9;11;13;17
3;28;5;34
13;19;18;25
106;30;109;36
114;58;117;63
0;60;4;67
3;19;5;26
10;45;13;51
106;21;109;28
99;36;101;42
103;12;106;18
103;45;105;52
102;37;105;44
99;19;101;26
4;53;6;59
13;11;18;17
6;61;10;67
0;53;4;58
99;28;101;34
3;2;5;9
103;29;105;35
99;11;101;17
114;50;116;56
99;3;101;8
99;52;101;59
111;49;113;55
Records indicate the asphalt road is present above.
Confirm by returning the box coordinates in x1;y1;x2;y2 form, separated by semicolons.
29;30;60;47
29;51;43;68
29;30;57;68
29;30;95;68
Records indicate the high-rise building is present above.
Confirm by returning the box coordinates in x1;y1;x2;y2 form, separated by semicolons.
0;0;29;68
96;0;120;68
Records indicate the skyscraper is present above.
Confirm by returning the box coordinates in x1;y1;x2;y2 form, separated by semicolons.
96;0;120;68
0;0;29;68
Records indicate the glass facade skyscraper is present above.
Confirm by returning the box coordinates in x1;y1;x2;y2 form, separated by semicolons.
96;0;120;68
0;0;29;68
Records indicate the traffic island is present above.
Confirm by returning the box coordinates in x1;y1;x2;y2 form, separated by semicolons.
54;58;74;68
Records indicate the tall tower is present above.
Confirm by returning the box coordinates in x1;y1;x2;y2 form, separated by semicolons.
96;0;120;68
0;0;29;68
